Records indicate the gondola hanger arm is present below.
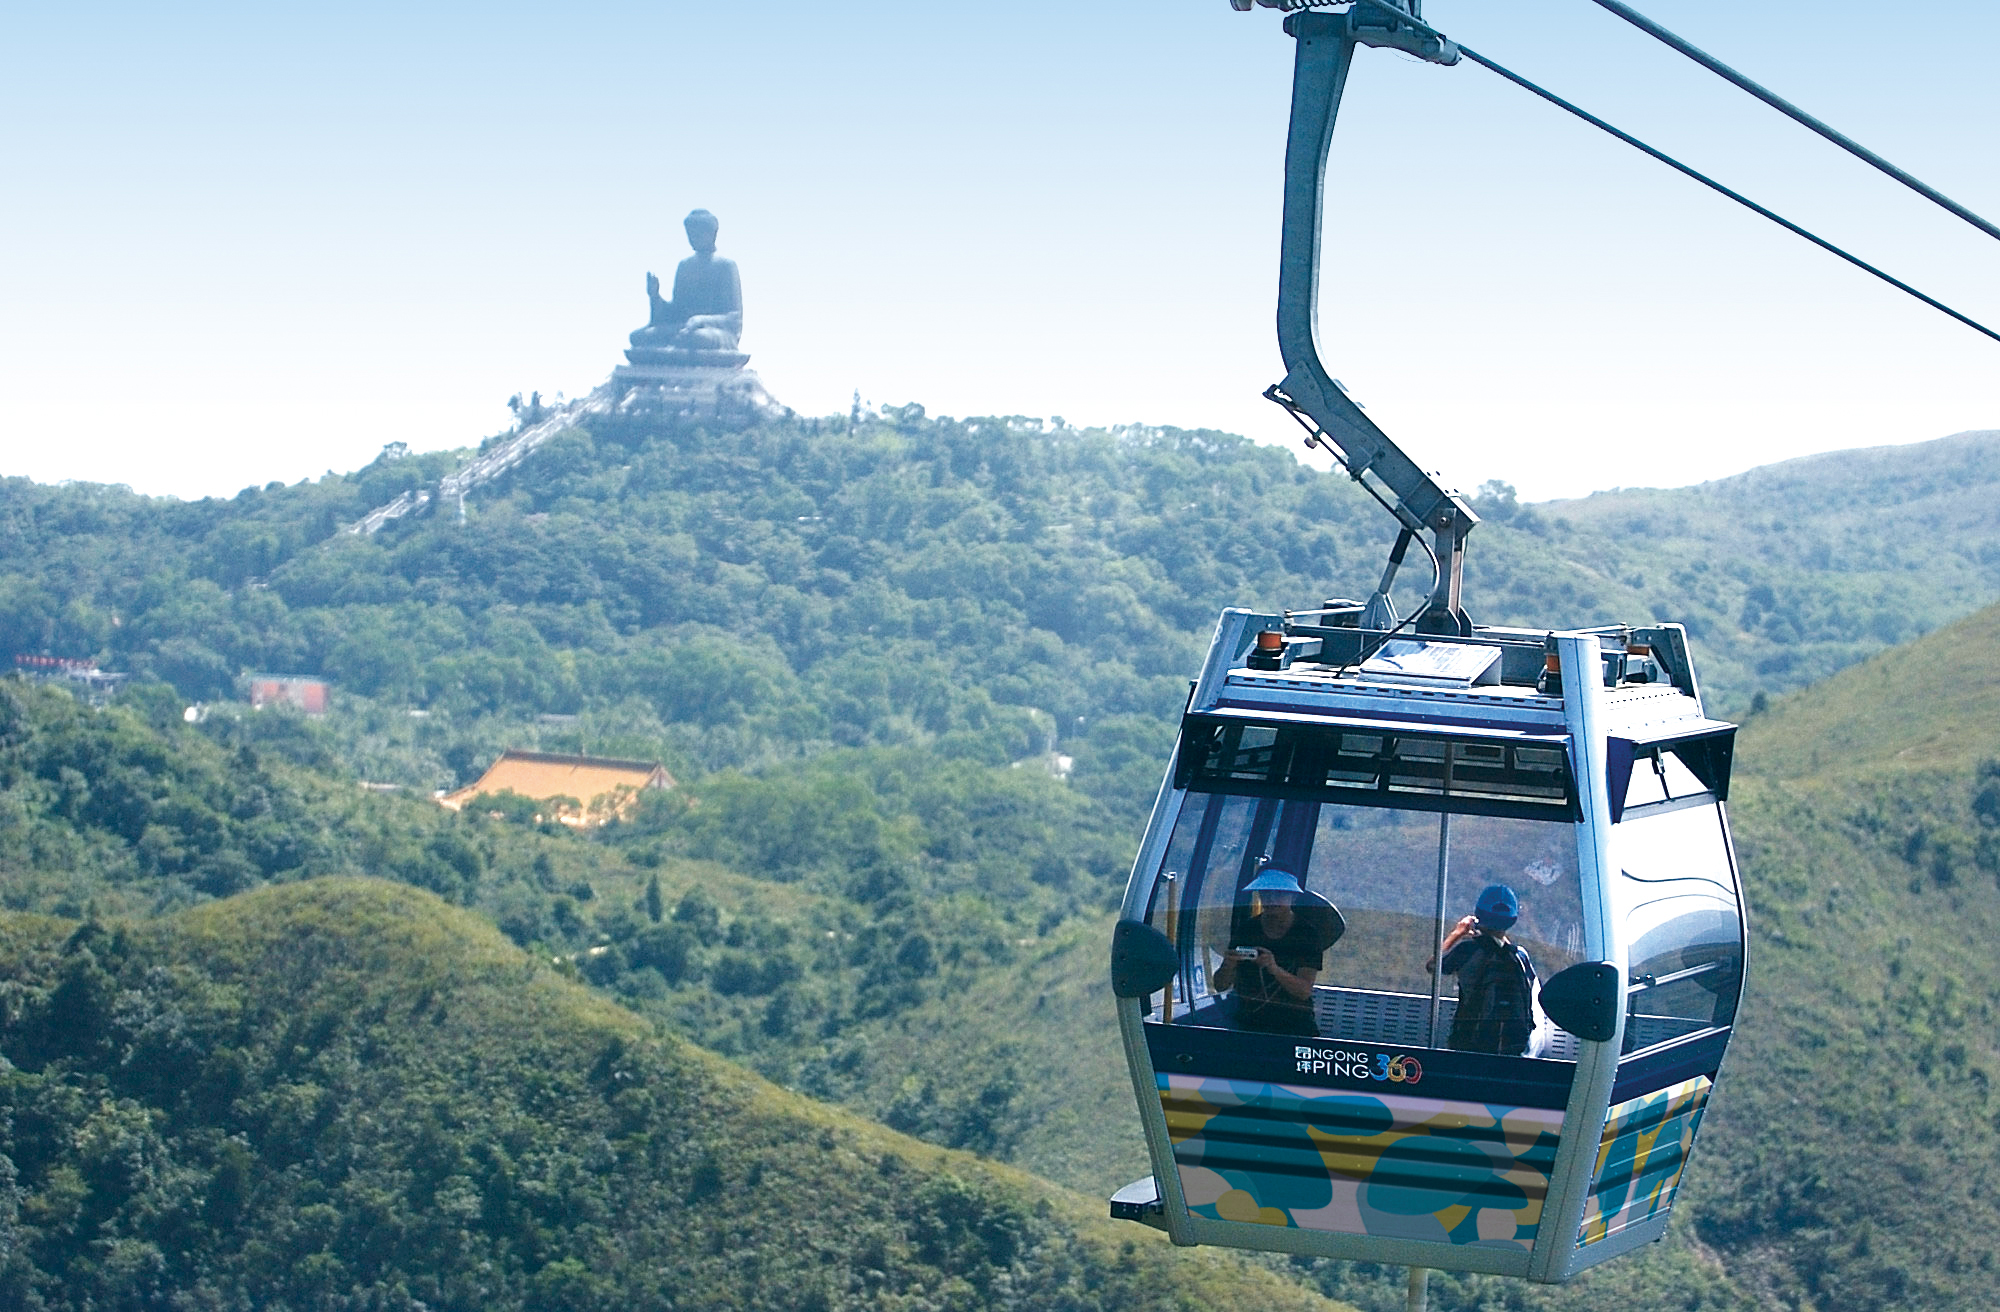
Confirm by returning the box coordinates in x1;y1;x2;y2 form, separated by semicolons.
1259;0;1481;638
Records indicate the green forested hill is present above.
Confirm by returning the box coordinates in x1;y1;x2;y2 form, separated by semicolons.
8;408;2000;1311
0;878;1347;1312
1535;428;2000;704
0;675;1136;1177
6;415;2000;809
1683;602;2000;1310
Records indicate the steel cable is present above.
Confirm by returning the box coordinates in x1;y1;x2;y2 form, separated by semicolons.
1350;0;2000;344
1580;0;2000;245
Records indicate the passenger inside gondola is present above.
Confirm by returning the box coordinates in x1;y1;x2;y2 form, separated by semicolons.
1213;869;1342;1036
1437;883;1542;1055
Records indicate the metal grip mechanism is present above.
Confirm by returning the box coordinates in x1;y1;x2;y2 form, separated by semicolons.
1266;4;1476;637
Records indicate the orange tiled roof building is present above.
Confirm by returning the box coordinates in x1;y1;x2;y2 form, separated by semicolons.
438;749;674;827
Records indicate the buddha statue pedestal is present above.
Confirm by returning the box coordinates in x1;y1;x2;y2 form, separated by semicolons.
621;344;750;372
611;355;781;420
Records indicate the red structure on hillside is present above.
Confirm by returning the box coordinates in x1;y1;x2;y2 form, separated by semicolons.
248;675;330;715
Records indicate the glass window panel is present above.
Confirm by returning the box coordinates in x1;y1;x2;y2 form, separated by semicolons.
1299;804;1440;998
1436;815;1586;981
1146;792;1274;1023
1609;802;1743;1056
1176;718;1576;819
1145;780;1584;1058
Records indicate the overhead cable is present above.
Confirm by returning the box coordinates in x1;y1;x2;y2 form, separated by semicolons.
1349;0;2000;346
1455;43;2000;344
1580;0;2000;245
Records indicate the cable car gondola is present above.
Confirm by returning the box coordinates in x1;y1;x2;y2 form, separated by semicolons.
1111;614;1743;1282
1110;0;1995;1282
1107;0;1763;1286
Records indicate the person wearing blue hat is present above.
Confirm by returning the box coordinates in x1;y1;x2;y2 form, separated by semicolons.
1437;883;1541;1055
1214;868;1333;1037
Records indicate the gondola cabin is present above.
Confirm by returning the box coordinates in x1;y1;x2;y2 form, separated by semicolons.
1110;612;1743;1282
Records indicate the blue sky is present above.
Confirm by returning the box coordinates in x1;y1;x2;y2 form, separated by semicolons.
2;0;1994;500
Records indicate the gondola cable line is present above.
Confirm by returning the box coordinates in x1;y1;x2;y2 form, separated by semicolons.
1342;0;2000;343
1577;0;2000;245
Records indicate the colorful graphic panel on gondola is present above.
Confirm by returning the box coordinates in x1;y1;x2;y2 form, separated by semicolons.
1160;1073;1564;1249
1577;1075;1711;1247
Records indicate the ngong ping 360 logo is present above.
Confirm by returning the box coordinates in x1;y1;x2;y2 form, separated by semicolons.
1295;1045;1423;1085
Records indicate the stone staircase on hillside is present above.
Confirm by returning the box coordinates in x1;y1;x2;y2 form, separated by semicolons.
345;387;615;535
345;351;785;537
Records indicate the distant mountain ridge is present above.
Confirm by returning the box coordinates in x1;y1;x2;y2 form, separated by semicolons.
1559;427;2000;507
1503;428;2000;705
5;414;1999;791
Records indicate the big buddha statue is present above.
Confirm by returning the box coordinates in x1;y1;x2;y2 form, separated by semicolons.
625;209;747;367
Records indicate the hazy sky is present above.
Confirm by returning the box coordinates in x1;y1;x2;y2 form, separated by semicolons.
2;1;1994;502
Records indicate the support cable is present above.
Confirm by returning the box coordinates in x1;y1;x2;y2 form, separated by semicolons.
1349;0;2000;345
1580;0;2000;245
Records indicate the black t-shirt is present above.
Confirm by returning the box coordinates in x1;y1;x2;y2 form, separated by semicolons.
1228;916;1324;1033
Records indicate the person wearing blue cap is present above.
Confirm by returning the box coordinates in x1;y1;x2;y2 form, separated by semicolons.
1213;868;1331;1037
1438;884;1540;1055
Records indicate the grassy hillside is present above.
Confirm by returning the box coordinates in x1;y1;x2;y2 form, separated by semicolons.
1730;599;2000;784
0;676;1141;1190
1677;601;2000;1310
0;878;1351;1312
